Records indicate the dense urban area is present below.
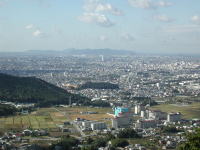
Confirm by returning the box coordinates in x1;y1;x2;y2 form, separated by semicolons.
0;51;200;150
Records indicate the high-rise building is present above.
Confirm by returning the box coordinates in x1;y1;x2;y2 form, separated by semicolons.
112;107;132;129
167;112;181;122
135;119;158;129
135;104;145;115
91;122;107;130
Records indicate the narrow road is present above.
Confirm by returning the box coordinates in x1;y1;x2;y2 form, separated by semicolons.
53;107;86;137
30;137;60;142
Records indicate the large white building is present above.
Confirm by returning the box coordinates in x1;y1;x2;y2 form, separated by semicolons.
148;110;167;120
111;107;132;129
82;121;94;129
135;119;158;129
167;112;181;122
91;122;107;130
112;117;132;129
135;105;145;115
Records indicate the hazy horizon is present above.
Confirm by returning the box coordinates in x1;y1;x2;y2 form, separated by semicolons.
0;0;200;54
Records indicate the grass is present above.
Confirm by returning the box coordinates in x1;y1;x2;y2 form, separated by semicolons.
0;108;63;131
56;106;113;127
150;102;200;119
0;106;113;131
58;106;113;122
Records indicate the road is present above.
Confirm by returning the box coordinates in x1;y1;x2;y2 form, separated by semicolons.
29;137;60;142
53;107;86;137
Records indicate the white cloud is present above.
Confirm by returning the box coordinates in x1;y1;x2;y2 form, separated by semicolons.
128;0;155;9
25;25;47;37
25;24;34;29
84;0;123;16
191;15;200;25
157;1;172;7
80;0;122;27
99;35;108;41
79;13;115;27
154;15;173;23
128;0;172;9
32;30;42;37
95;3;123;16
121;33;135;41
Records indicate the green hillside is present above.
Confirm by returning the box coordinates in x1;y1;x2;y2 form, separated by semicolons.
0;73;89;107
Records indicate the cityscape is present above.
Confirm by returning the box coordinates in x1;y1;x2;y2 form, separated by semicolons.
0;51;200;150
0;0;200;149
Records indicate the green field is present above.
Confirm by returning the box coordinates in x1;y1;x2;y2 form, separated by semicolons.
0;108;68;131
0;106;113;131
58;106;113;126
151;102;200;119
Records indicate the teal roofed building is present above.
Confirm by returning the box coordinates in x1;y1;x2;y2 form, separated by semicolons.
112;107;132;128
114;107;129;117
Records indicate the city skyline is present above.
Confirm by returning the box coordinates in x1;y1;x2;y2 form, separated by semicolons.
0;0;200;54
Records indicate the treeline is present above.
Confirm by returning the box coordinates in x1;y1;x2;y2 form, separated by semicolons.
178;129;200;150
0;104;17;116
132;97;158;106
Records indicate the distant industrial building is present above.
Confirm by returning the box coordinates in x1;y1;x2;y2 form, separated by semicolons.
91;122;107;130
112;117;132;129
135;119;158;129
141;110;150;119
81;120;107;131
112;107;132;129
167;112;181;122
135;104;145;115
148;110;167;120
82;121;94;129
114;107;130;117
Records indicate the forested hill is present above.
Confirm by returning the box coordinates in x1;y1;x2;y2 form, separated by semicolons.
0;73;89;107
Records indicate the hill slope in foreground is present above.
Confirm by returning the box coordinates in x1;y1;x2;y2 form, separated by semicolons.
0;73;89;106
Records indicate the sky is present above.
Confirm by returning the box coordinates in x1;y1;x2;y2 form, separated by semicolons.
0;0;200;54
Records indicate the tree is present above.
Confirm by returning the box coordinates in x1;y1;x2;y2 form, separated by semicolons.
179;129;200;150
92;138;107;148
0;104;17;116
118;128;140;138
91;100;110;107
86;137;94;144
111;138;129;148
82;138;107;150
105;133;116;141
162;126;182;133
52;136;79;150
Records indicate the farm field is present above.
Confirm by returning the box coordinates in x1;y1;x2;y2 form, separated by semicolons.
58;106;113;120
150;102;200;119
0;108;67;131
0;106;113;131
55;106;113;126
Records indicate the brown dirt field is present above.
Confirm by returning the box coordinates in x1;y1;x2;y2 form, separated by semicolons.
31;111;37;115
53;112;65;117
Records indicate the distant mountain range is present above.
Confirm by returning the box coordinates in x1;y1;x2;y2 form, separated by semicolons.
0;73;89;107
62;49;135;55
0;49;135;56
